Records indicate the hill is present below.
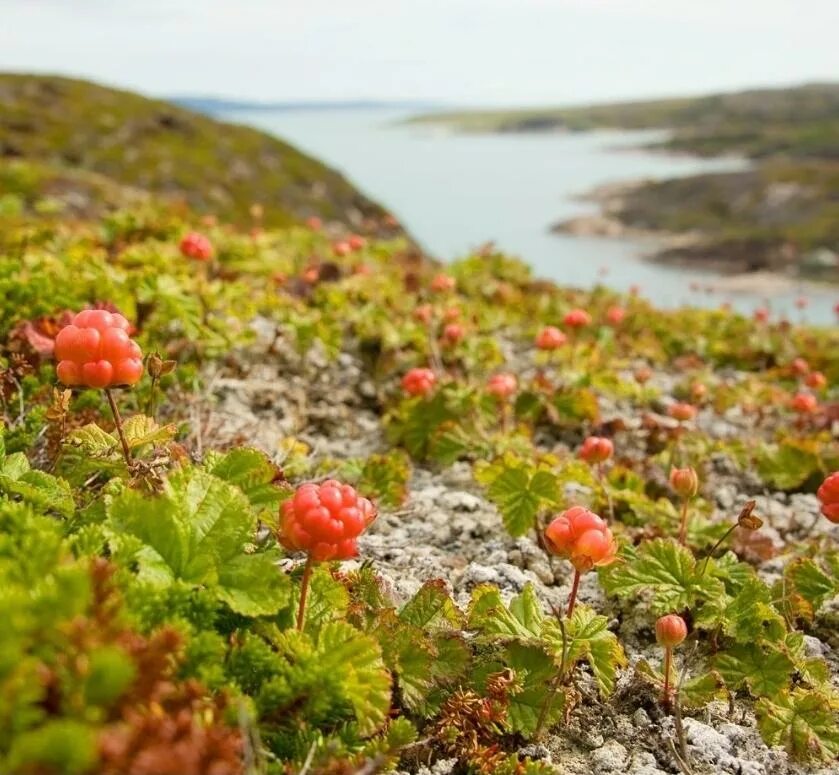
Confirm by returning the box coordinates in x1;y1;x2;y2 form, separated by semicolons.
413;85;839;276
0;74;389;228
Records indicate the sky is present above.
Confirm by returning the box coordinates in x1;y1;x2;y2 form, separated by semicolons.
1;0;837;106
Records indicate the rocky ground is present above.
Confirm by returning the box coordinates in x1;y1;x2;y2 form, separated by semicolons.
188;318;838;775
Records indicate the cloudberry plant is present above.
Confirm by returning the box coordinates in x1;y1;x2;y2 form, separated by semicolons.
278;480;376;630
179;231;214;261
544;506;616;616
55;310;144;466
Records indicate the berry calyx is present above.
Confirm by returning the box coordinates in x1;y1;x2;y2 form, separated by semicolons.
402;367;437;397
817;472;839;524
579;436;613;464
55;311;144;389
655;614;688;648
535;326;566;351
179;231;213;261
278;480;377;562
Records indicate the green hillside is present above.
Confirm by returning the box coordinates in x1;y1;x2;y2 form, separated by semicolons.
0;74;388;228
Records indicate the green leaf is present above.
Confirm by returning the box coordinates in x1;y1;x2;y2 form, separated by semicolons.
468;584;544;640
204;447;287;513
695;576;786;644
504;642;564;737
317;621;392;735
107;467;289;615
399;579;463;630
560;605;626;696
486;465;558;537
756;441;821;491
756;689;839;762
713;643;794;697
120;414;177;449
600;538;724;614
785;558;837;613
0;462;75;517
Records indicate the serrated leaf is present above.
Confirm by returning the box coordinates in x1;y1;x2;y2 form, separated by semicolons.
108;467;288;615
695;576;786;644
756;441;821;491
120;414;177;449
468;584;544;640
486;465;558;537
317;621;392;735
297;566;350;636
205;447;287;513
756;689;839;762
785;558;837;613
600;538;724;614
504;642;564;736
713;643;794;697
0;460;75;517
559;604;626;696
680;670;726;709
65;423;122;459
400;579;462;630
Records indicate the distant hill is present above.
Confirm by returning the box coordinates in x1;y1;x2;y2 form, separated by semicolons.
171;97;439;115
0;74;391;228
413;83;839;278
410;83;839;159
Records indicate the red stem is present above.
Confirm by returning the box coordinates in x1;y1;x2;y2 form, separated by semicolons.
662;646;673;711
566;569;581;617
295;556;315;631
105;388;132;467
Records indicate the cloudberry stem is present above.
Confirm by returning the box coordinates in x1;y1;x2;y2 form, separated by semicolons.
105;388;132;467
296;555;315;632
662;646;673;712
566;569;581;618
597;462;615;522
677;498;690;545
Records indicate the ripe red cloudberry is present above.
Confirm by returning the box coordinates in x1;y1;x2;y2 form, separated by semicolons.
535;326;566;351
55;310;144;389
605;305;626;326
579;436;613;464
402;367;437;397
487;373;517;400
817;472;839;524
279;480;376;562
179;231;214;261
563;308;591;328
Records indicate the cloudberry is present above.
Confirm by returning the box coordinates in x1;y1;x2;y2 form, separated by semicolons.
579;436;613;464
668;402;696;422
817;472;839;524
278;480;376;562
179;231;213;261
655;614;687;648
402;367;436;397
564;308;591;328
487;373;517;400
55;310;144;389
535;326;566;351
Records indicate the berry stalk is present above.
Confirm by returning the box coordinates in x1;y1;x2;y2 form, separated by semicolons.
566;568;581;618
296;555;315;632
105;388;132;467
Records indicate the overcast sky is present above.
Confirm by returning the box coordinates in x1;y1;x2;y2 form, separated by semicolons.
1;0;837;106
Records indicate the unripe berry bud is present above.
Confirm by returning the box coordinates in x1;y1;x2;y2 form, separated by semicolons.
668;402;697;422
670;467;698;499
579;436;613;464
655;614;687;648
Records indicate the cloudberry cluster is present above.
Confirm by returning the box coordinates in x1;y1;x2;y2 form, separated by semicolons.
55;310;144;389
278;480;376;561
402;367;437;397
544;506;617;573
